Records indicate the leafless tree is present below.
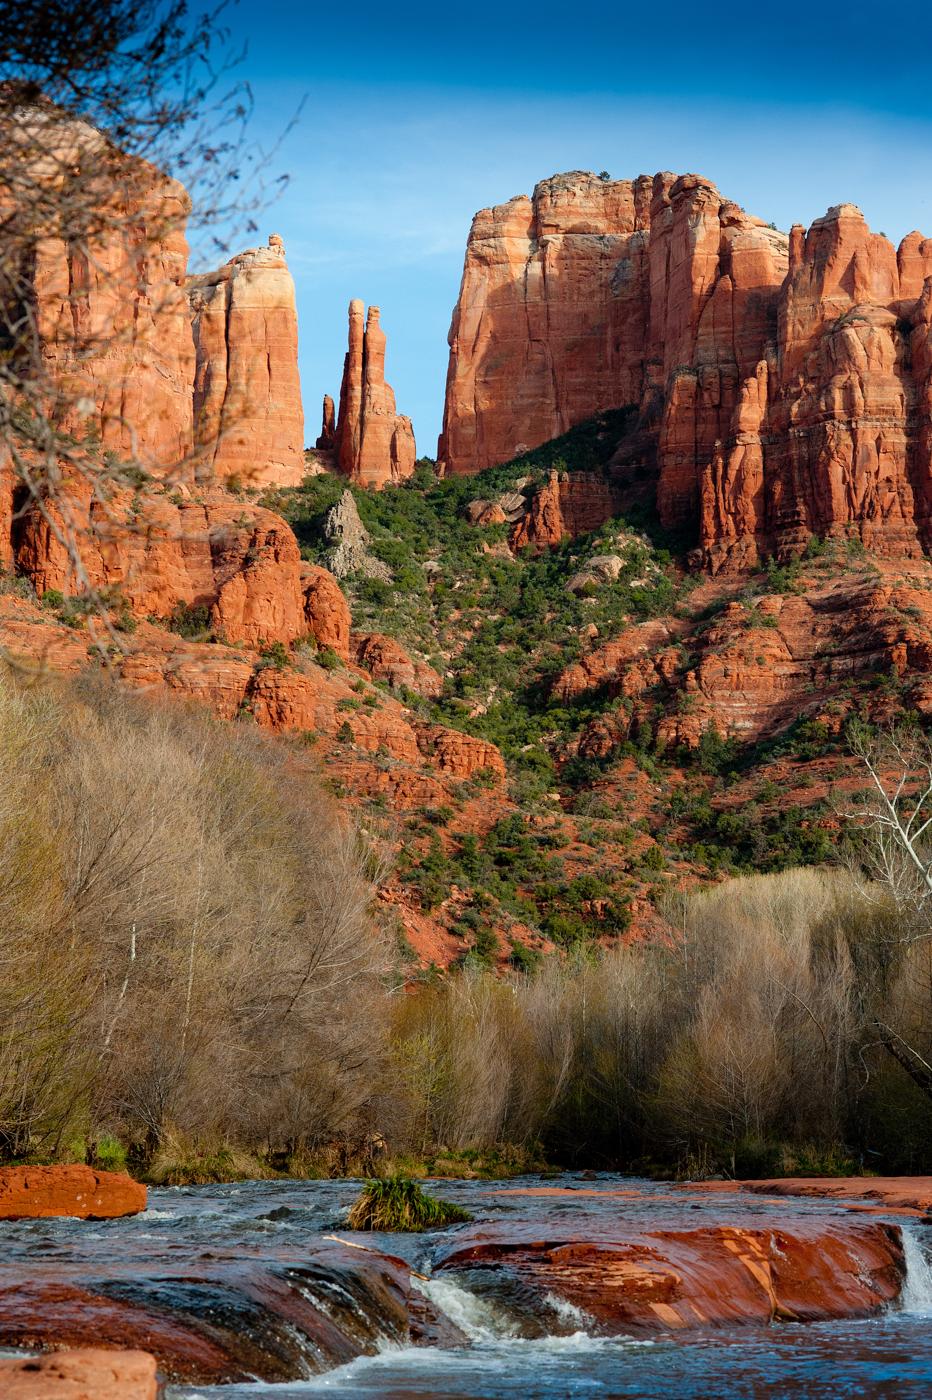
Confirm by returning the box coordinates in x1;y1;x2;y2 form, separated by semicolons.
843;725;932;1101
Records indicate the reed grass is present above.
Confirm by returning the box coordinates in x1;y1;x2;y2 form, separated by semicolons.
347;1175;472;1231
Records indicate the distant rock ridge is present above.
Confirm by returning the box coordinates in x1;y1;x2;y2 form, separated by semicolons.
327;300;416;489
438;168;932;571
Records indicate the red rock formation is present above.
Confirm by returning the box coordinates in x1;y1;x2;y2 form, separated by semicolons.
436;1217;905;1330
440;168;932;574
303;565;351;659
21;115;195;473
413;723;506;780
0;1166;146;1220
509;471;624;551
316;394;337;449
551;621;677;703
0;1349;158;1400
738;1176;932;1215
188;235;305;487
14;480;326;648
438;172;655;475
332;301;416;488
11;113;306;491
353;633;443;697
0;1243;437;1384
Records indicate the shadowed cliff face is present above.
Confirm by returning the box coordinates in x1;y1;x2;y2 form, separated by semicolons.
438;169;932;574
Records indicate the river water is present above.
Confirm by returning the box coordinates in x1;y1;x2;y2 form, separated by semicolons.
2;1175;931;1398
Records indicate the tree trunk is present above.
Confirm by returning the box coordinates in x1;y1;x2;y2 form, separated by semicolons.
875;1020;932;1102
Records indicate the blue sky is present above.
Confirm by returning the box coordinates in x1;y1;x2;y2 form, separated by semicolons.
187;1;932;454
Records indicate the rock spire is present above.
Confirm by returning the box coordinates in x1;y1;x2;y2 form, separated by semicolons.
332;300;415;488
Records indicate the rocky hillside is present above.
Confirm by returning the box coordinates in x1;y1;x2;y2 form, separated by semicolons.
257;413;932;968
7;141;932;972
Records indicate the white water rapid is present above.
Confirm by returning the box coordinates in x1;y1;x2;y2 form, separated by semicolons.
901;1224;932;1314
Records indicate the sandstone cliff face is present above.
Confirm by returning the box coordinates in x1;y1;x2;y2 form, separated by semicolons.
331;301;416;488
438;171;655;476
21;117;196;472
440;169;932;575
11;112;306;489
188;235;305;487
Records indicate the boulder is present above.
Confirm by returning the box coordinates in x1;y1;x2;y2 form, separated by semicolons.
0;1349;158;1400
0;1166;146;1220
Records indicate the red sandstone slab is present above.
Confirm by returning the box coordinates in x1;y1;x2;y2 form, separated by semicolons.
437;1218;905;1331
0;1166;146;1220
0;1348;158;1399
740;1177;932;1216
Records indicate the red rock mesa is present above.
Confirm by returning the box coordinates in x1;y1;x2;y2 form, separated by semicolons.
439;169;932;571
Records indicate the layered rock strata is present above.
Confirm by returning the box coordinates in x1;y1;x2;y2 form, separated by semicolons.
0;1166;146;1220
440;169;932;573
331;301;416;488
188;235;305;487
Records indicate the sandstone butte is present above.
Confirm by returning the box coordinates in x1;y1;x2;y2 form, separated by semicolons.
326;300;417;488
188;234;305;487
20;112;304;488
437;169;932;573
0;1349;158;1400
0;1165;146;1220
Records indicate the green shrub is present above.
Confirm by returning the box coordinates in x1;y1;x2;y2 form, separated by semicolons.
347;1175;471;1231
166;601;212;639
92;1134;128;1173
257;640;292;671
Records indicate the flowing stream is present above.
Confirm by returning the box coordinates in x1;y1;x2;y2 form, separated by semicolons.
1;1175;930;1398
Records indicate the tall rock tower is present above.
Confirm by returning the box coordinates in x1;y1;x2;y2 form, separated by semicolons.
330;300;416;488
188;234;305;488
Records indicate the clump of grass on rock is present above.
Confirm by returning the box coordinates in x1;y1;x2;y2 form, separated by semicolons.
347;1175;472;1232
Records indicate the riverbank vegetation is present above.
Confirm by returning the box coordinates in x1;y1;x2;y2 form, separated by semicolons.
347;1175;471;1231
1;670;930;1181
0;668;389;1172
